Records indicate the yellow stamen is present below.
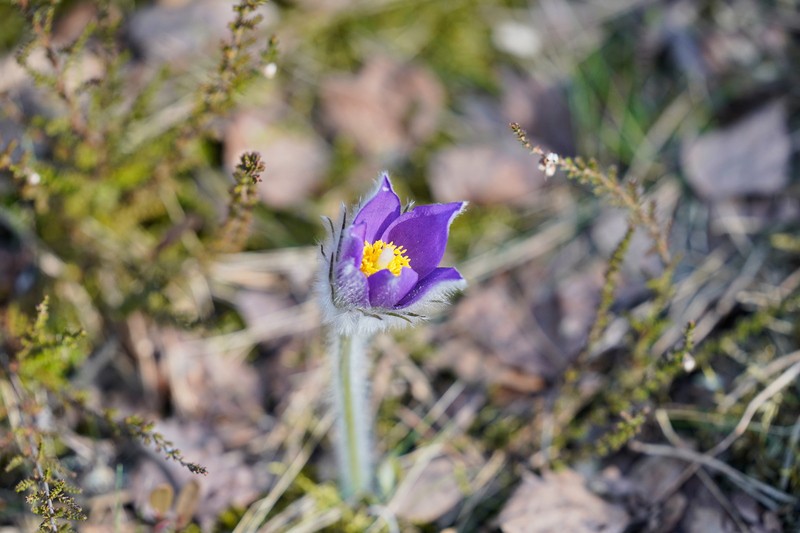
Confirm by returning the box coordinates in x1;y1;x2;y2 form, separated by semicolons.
360;240;410;277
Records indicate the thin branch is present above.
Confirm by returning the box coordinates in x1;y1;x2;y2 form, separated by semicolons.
628;440;797;509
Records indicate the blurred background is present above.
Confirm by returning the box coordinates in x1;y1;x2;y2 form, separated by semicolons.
0;0;798;531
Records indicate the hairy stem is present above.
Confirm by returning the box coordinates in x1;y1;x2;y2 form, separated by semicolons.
330;331;372;499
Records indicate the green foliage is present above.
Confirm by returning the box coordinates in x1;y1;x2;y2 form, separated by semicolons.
17;473;86;532
215;151;266;253
284;0;502;88
513;107;800;520
2;0;275;331
1;0;274;528
117;415;208;475
9;297;86;391
587;223;635;347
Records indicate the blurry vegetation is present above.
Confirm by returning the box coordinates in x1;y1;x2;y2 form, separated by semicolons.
0;0;798;531
1;0;272;529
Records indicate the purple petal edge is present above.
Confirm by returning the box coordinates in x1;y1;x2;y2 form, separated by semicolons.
382;202;465;279
395;267;464;308
353;172;401;243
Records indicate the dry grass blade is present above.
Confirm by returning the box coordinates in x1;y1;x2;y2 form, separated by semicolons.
628;441;797;509
233;412;334;533
707;358;800;457
459;218;574;282
196;300;319;360
652;245;765;357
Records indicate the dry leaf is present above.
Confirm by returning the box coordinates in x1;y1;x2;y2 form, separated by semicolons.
159;327;264;419
148;483;174;517
451;280;557;379
682;505;736;533
628;456;687;504
320;56;445;158
555;263;605;356
682;101;789;201
127;0;275;63
175;480;201;529
500;71;574;156
224;112;329;208
428;141;544;205
498;470;630;533
131;419;269;529
391;454;465;524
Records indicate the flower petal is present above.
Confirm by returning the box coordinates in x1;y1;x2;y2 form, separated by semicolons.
396;267;464;308
339;221;366;265
367;267;418;308
382;202;465;278
334;222;369;308
353;172;401;242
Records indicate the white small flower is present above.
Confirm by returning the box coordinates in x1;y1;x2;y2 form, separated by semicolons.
538;152;559;178
682;352;696;372
263;62;278;79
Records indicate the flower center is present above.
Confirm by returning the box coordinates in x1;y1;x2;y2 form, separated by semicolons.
360;240;411;277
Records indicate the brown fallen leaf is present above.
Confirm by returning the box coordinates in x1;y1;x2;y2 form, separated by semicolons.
450;279;558;380
319;56;445;159
628;455;687;504
130;419;270;530
554;262;605;358
158;327;265;419
224;111;329;208
500;70;575;157
498;470;630;533
428;140;545;206
126;0;275;64
391;452;477;524
682;101;790;201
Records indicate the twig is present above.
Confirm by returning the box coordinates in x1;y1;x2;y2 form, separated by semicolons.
654;410;748;532
511;122;671;264
647;358;800;509
233;412;334;533
628;440;797;509
708;358;800;457
694;468;749;533
721;349;800;411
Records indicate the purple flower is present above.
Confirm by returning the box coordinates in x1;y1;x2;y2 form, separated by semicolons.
320;173;466;331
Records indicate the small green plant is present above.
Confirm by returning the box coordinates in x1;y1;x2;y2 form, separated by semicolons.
512;119;800;523
511;122;684;462
1;0;273;529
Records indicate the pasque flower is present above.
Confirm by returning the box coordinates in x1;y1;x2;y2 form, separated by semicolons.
320;172;466;334
319;173;466;498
